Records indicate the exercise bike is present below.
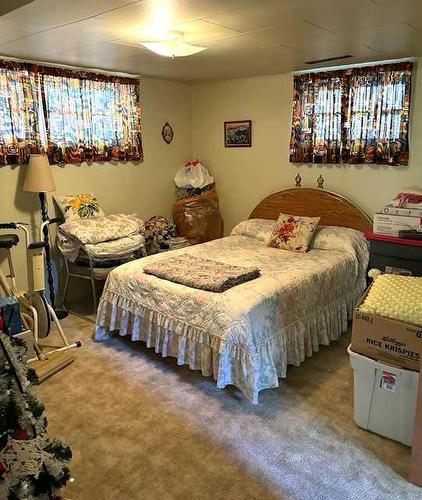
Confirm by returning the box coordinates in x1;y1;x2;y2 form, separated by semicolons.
0;220;81;363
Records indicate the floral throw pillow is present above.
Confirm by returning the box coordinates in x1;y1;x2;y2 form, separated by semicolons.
267;213;320;253
54;194;104;220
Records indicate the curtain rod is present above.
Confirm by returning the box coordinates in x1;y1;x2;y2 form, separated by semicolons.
292;57;416;75
0;54;140;79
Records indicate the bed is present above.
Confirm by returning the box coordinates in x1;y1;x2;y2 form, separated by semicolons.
95;187;372;403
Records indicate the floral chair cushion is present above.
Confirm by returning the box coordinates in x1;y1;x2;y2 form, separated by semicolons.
267;213;320;253
54;194;104;220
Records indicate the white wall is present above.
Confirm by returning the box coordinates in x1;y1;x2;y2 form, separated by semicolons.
0;77;192;288
191;66;422;234
3;61;422;290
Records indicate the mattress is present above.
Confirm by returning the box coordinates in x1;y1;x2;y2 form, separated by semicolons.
360;274;422;326
95;229;369;403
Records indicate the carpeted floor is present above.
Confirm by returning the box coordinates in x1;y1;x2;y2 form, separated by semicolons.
35;314;421;500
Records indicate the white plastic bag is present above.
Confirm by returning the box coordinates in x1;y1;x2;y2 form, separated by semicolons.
174;159;214;189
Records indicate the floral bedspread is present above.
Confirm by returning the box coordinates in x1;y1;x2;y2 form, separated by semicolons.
96;229;369;403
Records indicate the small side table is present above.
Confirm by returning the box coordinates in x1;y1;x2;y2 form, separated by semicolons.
365;232;422;277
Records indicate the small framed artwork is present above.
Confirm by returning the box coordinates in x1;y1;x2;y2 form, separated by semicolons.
224;120;252;148
162;122;174;144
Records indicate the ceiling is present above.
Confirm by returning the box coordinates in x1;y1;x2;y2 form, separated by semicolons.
0;1;34;17
0;0;421;82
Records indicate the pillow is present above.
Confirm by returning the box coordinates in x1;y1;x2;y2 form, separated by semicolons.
54;194;104;220
266;213;320;252
311;225;369;269
311;225;370;281
311;226;367;254
231;218;276;242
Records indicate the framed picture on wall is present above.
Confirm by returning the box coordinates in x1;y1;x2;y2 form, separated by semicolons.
224;120;252;147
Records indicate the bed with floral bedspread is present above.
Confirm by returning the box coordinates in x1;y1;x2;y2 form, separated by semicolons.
95;221;369;403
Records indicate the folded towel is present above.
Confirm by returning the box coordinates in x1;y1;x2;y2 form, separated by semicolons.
144;254;260;292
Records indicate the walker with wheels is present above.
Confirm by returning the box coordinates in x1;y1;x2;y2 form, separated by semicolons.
0;220;81;363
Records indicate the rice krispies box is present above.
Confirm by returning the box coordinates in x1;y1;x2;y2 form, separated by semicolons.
351;286;422;372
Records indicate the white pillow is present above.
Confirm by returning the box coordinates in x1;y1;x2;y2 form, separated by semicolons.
311;226;368;255
231;219;276;242
54;194;104;221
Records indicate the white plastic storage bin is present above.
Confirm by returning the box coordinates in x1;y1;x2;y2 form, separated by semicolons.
348;345;419;446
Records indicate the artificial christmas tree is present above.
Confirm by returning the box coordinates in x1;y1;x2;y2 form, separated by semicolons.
0;333;72;499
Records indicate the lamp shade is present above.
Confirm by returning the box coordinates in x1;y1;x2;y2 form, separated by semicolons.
23;154;56;193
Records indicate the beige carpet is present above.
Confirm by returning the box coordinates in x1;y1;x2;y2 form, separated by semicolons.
35;314;421;500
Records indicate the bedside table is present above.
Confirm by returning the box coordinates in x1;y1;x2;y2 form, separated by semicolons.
365;232;422;276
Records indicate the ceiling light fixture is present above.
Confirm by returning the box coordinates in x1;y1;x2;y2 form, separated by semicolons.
139;30;206;58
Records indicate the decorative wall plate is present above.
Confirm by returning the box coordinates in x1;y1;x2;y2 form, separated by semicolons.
162;122;174;144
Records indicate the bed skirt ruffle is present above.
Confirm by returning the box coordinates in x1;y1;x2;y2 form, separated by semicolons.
95;288;360;404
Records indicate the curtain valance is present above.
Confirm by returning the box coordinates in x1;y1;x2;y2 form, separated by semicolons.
0;58;139;84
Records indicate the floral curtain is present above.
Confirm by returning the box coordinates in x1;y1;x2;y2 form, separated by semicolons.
343;64;412;165
290;62;413;166
42;70;143;164
291;71;347;164
0;60;143;165
0;62;43;165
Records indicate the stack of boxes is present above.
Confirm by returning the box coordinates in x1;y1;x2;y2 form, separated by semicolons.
349;276;422;446
373;204;422;236
350;190;422;449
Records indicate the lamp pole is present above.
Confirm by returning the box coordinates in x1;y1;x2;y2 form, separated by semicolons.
39;192;68;320
39;193;54;307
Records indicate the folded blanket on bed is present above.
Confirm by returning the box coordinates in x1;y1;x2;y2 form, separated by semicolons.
143;254;260;292
57;213;145;262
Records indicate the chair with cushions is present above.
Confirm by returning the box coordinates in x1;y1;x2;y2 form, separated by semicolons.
54;193;146;311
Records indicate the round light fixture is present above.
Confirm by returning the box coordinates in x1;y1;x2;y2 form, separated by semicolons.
139;30;206;58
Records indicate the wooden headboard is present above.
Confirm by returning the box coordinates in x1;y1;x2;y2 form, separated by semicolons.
249;188;372;233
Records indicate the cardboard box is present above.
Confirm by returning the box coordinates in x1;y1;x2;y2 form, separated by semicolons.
381;205;422;217
373;212;422;237
351;288;422;372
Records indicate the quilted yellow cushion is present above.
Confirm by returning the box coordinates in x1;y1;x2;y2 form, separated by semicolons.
360;274;422;326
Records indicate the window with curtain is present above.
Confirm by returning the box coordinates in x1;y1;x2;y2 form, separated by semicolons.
290;62;412;166
0;62;43;165
0;60;143;165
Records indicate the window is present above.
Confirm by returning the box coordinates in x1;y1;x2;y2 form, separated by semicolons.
0;64;41;165
290;62;412;166
0;60;143;165
312;74;344;163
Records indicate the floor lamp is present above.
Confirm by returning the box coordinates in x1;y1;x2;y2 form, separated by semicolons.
23;154;68;319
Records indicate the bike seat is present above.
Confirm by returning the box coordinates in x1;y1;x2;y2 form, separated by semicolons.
0;234;19;249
